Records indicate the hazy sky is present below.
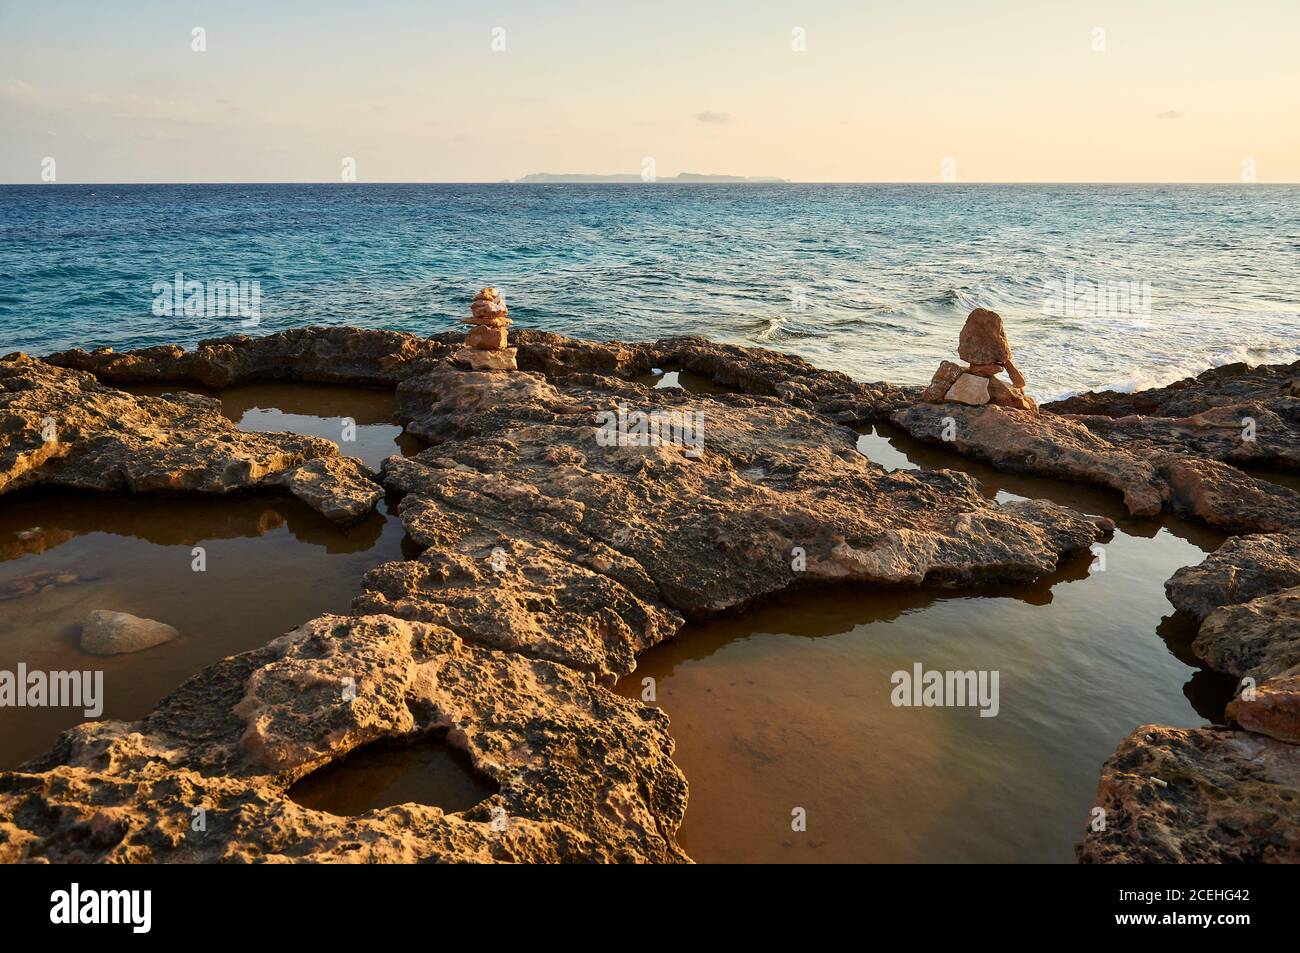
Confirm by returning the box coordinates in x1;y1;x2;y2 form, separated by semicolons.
2;0;1297;183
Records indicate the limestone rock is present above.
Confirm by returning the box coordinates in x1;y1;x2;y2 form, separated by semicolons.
1193;586;1300;683
944;373;991;405
1077;725;1300;863
1165;533;1300;624
80;610;178;655
1003;359;1027;389
465;325;509;350
451;346;519;372
267;456;383;525
0;354;382;524
921;361;965;402
1044;358;1300;418
957;308;1013;366
0;614;689;862
987;376;1037;412
1227;674;1300;745
45;327;447;389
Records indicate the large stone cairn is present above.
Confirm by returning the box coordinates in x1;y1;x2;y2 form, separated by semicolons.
453;287;517;371
921;308;1036;412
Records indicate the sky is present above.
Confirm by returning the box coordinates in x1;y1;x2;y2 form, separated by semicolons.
1;0;1298;183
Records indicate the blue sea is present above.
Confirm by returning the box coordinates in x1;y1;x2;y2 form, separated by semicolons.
2;184;1297;400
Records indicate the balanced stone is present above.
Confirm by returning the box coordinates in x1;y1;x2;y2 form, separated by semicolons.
944;373;991;405
453;287;517;371
958;308;1013;366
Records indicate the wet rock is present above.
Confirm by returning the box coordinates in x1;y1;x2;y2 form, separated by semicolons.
0;614;688;863
892;403;1167;517
1193;586;1300;684
943;373;990;406
1045;359;1300;418
957;308;1013;366
0;569;82;601
1067;402;1300;468
80;610;178;655
373;368;1111;677
0;355;381;524
1165;532;1300;624
1227;674;1300;745
1078;725;1300;863
892;402;1300;532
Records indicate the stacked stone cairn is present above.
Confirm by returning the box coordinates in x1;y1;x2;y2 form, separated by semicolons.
453;288;517;371
920;308;1036;412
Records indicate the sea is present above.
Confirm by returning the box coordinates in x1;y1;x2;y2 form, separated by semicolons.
2;183;1297;401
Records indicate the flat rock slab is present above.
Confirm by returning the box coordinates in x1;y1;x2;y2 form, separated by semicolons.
0;355;381;524
892;402;1300;533
0;614;687;863
1078;725;1300;863
372;365;1110;677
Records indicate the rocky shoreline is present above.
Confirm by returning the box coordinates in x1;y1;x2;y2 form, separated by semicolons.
1;321;1297;863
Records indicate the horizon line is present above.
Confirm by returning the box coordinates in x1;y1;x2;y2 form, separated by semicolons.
3;180;1297;187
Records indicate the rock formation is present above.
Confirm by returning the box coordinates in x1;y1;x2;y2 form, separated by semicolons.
0;326;1115;863
920;309;1036;411
453;288;518;371
5;324;1299;865
0;354;382;524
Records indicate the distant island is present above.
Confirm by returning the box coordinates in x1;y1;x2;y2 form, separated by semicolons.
511;172;788;183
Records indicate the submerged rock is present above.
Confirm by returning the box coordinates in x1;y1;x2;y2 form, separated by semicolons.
80;610;178;655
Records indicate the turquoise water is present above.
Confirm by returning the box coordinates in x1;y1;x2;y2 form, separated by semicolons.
2;183;1297;398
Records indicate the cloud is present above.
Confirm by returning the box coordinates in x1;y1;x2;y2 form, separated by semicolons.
1154;110;1186;120
693;111;732;125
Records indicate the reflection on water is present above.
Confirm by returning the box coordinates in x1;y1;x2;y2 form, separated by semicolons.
125;381;426;471
0;388;416;769
288;733;498;817
617;421;1234;863
633;367;729;395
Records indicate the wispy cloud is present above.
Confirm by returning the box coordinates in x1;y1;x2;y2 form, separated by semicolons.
693;110;732;125
1154;110;1186;120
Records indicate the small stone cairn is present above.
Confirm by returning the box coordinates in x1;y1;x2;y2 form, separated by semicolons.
921;308;1036;412
453;288;517;371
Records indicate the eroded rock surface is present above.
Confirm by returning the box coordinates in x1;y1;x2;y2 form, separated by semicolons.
365;363;1110;677
1045;360;1300;419
892;402;1300;532
0;614;687;863
0;354;380;524
1166;532;1300;624
45;327;447;389
1078;725;1300;863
